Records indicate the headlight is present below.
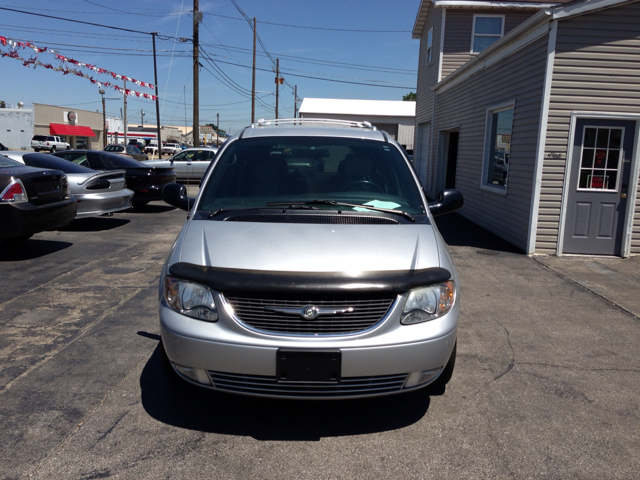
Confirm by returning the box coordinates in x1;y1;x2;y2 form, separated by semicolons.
401;281;455;325
163;275;218;322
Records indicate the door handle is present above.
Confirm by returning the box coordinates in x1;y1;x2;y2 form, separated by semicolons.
621;193;627;199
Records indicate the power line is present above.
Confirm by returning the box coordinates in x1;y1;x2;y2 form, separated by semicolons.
201;11;411;33
0;6;151;35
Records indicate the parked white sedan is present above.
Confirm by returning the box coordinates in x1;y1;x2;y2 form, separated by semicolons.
142;147;218;182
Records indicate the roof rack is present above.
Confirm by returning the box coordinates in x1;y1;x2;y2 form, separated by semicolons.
250;118;377;130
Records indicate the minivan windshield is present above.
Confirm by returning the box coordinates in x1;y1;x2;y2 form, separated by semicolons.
198;136;425;215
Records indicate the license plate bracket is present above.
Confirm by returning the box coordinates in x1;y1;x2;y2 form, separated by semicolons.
276;349;341;383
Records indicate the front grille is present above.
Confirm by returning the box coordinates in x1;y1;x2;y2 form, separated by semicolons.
225;294;396;335
207;371;409;397
224;214;399;224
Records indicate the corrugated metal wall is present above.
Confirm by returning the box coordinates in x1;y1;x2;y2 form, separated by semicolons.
538;2;640;254
435;35;549;251
442;10;537;79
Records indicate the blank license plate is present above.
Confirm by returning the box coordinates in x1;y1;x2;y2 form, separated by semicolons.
276;349;341;383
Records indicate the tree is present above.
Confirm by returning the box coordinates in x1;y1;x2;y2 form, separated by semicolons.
403;92;416;101
206;123;227;136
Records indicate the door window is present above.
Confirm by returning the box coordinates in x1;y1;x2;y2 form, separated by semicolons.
174;151;196;161
197;150;215;161
578;127;623;191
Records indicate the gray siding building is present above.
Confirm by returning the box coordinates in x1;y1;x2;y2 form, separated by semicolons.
413;0;640;257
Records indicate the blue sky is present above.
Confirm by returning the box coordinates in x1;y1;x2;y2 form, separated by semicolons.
0;0;420;133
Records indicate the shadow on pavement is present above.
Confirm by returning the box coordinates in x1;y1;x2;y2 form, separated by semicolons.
434;212;524;254
132;204;176;214
59;217;130;232
0;239;73;262
140;344;430;441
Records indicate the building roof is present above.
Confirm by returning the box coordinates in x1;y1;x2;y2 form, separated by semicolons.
299;98;416;118
412;0;570;39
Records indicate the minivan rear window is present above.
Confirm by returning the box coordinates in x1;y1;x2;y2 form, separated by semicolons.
198;136;425;215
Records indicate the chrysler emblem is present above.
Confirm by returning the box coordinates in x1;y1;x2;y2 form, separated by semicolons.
264;304;355;321
302;305;320;320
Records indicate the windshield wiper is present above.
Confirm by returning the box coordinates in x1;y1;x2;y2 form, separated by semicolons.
207;204;317;218
268;200;415;222
265;203;318;210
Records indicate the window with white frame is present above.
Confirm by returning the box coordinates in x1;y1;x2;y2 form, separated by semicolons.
471;15;504;53
482;104;514;190
426;28;433;64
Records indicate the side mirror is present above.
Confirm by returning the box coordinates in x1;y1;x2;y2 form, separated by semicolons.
162;183;194;211
428;189;464;216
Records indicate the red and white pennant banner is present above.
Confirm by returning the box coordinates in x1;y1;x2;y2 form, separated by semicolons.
0;35;157;101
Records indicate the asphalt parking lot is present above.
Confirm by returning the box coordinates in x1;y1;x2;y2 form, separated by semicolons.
1;202;639;479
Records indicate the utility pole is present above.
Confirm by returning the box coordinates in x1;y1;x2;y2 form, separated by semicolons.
216;113;220;147
294;85;298;119
123;78;127;145
275;58;279;119
183;85;187;144
193;0;201;147
251;17;256;124
152;32;161;157
141;109;145;126
100;89;106;147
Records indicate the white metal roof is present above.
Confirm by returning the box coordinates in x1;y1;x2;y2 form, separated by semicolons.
299;98;416;118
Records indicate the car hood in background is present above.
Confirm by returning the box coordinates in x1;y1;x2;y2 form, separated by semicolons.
178;220;440;273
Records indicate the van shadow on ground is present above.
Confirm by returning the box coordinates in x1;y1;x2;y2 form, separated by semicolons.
434;213;524;254
139;342;431;441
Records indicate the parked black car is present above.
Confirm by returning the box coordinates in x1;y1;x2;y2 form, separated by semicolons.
0;142;8;151
52;150;176;207
0;155;77;242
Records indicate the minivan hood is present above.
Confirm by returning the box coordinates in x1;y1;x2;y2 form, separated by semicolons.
179;220;440;272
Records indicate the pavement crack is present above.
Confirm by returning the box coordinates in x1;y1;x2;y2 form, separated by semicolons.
492;318;515;381
23;355;150;479
93;411;128;446
532;257;640;321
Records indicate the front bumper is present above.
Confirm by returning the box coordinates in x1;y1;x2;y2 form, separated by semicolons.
160;295;458;399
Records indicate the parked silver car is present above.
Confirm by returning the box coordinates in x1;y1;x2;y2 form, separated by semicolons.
4;151;133;218
104;144;149;162
142;147;217;181
159;118;463;399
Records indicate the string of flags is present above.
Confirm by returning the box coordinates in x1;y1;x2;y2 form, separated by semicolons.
0;34;157;101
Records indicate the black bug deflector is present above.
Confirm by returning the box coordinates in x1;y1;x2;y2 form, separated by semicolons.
168;262;451;294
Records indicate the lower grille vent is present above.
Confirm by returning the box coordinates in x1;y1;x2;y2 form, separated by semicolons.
207;371;409;397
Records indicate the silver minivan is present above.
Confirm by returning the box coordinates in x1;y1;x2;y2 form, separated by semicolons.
159;119;463;399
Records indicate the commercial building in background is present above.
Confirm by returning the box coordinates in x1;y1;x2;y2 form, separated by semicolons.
33;103;102;149
104;121;182;146
0;103;33;150
299;98;416;153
